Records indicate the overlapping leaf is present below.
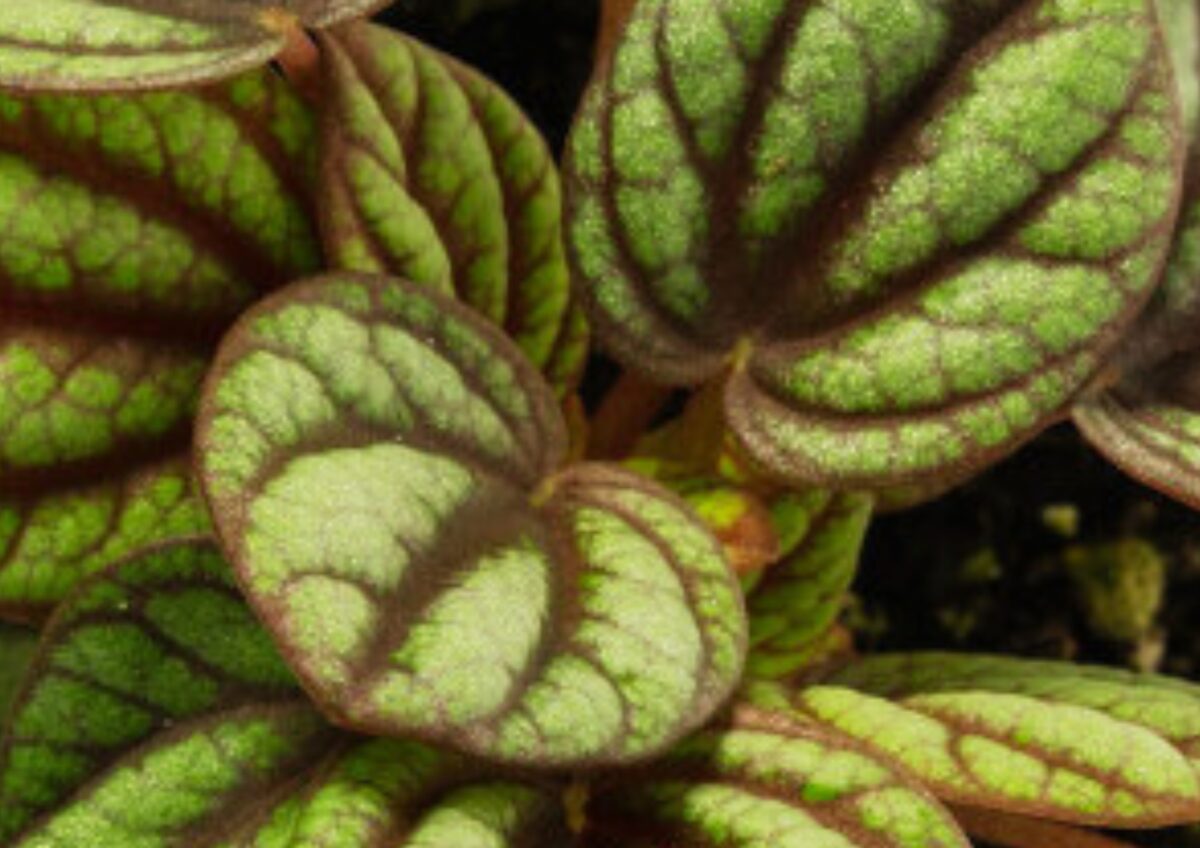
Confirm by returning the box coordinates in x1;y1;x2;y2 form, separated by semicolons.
748;653;1200;827
1074;3;1200;507
0;538;568;847
745;490;872;680
0;0;392;92
0;68;320;616
581;708;969;847
196;272;746;768
566;0;1183;489
318;22;587;395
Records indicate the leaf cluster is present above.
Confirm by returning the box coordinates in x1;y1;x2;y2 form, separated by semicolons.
1;0;1200;846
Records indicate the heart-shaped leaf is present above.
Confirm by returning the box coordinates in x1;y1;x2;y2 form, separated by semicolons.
0;0;391;92
0;69;320;615
565;0;1183;489
748;659;1200;827
196;272;746;768
745;490;872;680
318;22;587;395
0;537;568;847
581;707;969;847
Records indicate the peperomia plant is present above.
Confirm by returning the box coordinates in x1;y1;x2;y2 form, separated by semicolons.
4;0;1200;846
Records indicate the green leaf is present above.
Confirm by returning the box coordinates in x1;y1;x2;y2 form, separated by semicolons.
318;22;587;395
0;538;567;847
1158;0;1200;140
0;0;391;92
0;622;35;717
582;708;969;847
196;272;746;768
745;490;872;680
0;538;309;841
565;0;1183;489
0;68;320;613
748;656;1200;827
826;652;1200;773
0;457;210;621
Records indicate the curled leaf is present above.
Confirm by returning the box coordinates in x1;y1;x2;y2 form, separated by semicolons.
197;272;746;768
566;0;1183;489
318;22;587;394
0;68;319;614
0;0;392;92
581;708;969;847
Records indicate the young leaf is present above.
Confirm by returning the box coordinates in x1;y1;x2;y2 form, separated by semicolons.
0;68;320;614
0;538;568;847
0;0;392;92
748;660;1200;827
196;272;746;768
565;0;1183;489
581;708;969;847
318;22;587;395
745;491;872;680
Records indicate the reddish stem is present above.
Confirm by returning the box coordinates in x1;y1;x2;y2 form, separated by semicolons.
597;0;639;63
586;370;672;460
951;806;1139;848
273;24;323;105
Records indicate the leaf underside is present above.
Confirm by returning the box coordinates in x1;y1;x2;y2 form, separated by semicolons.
0;0;392;91
582;710;969;847
749;652;1200;828
318;22;588;395
0;68;319;615
566;0;1183;489
0;538;568;847
196;272;746;768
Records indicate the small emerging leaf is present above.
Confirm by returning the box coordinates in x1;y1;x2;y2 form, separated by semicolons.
750;654;1200;827
197;273;746;768
582;708;969;847
745;490;872;680
319;22;588;395
0;538;567;847
566;0;1183;490
0;68;320;614
0;0;392;92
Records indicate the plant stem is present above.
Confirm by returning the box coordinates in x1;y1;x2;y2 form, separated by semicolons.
587;370;672;460
274;25;323;104
950;806;1139;848
597;0;639;63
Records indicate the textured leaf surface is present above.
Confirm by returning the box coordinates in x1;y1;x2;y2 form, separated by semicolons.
0;538;566;847
197;272;746;767
319;22;587;395
0;68;319;613
0;0;392;91
828;652;1200;773
0;538;312;842
751;664;1200;826
582;709;968;847
566;0;1183;489
745;490;872;680
0;623;35;716
0;457;210;621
